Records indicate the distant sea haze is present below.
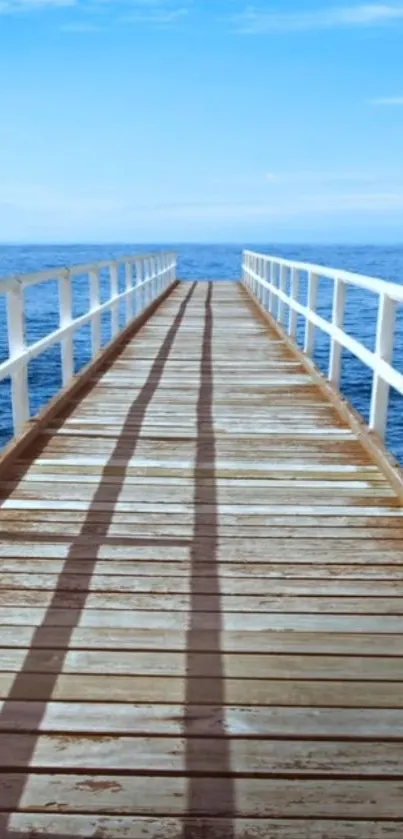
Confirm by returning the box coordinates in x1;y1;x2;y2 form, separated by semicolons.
0;243;402;461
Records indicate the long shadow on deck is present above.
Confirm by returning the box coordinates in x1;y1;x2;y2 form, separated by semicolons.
183;283;235;838
0;283;196;838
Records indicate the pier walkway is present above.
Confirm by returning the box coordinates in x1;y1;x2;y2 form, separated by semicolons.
0;260;403;837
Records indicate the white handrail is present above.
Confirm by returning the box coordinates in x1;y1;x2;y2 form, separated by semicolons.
0;251;176;439
242;249;403;441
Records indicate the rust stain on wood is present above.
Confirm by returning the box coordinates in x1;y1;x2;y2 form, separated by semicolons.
0;280;402;837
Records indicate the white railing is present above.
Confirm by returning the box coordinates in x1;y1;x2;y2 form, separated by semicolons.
0;251;176;439
242;249;403;440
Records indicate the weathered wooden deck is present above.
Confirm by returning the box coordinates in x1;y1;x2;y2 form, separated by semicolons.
1;280;403;838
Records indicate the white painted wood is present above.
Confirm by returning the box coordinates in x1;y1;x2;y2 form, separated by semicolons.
109;263;119;338
150;257;156;303
125;262;133;324
269;261;277;315
259;257;265;304
89;269;101;358
6;281;29;435
170;254;176;284
279;264;288;325
288;268;299;337
370;293;397;439
304;272;319;355
163;254;169;292
135;259;143;289
329;278;347;387
141;260;148;311
58;270;74;386
242;249;403;445
263;259;270;311
0;252;176;441
243;249;403;302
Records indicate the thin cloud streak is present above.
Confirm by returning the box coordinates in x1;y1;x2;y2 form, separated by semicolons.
371;96;403;104
123;6;188;24
0;0;75;12
231;4;403;34
60;21;102;30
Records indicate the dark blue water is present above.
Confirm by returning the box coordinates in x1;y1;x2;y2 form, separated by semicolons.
1;243;402;462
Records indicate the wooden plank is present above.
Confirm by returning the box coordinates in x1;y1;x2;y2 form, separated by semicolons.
1;590;403;613
2;560;403;579
2;521;403;538
2;649;403;680
2;775;403;817
1;627;402;655
2;560;403;580
2;482;397;505
1;607;403;632
5;815;403;838
4;502;403;520
1;538;403;561
2;734;403;774
3;474;390;487
2;702;403;738
2;572;403;595
1;673;403;706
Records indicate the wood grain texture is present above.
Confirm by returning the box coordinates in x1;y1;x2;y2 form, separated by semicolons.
4;815;403;839
0;280;402;836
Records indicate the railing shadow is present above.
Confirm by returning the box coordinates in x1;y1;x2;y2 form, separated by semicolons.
0;283;197;838
183;283;235;838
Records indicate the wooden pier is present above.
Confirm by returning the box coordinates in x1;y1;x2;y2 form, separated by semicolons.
0;263;403;837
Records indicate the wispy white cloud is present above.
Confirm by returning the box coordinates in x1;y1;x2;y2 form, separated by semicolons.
60;20;102;30
212;168;403;190
122;5;188;25
0;0;75;12
0;0;190;21
371;96;403;104
231;4;403;34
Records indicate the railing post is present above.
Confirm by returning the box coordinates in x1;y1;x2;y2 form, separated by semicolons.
304;271;319;356
135;259;143;316
263;259;270;310
150;257;156;301
369;293;397;439
125;262;133;324
245;252;250;288
140;260;146;311
328;278;346;386
144;258;150;305
59;269;74;385
269;262;277;316
278;264;288;326
256;257;261;298
258;257;264;303
162;254;168;290
251;255;255;296
256;255;260;297
109;263;119;337
288;268;299;337
89;268;101;359
157;254;162;294
6;280;29;436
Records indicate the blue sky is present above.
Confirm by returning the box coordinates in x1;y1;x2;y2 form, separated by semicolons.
0;1;403;242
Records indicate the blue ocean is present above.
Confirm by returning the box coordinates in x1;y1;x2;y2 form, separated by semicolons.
0;243;402;462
